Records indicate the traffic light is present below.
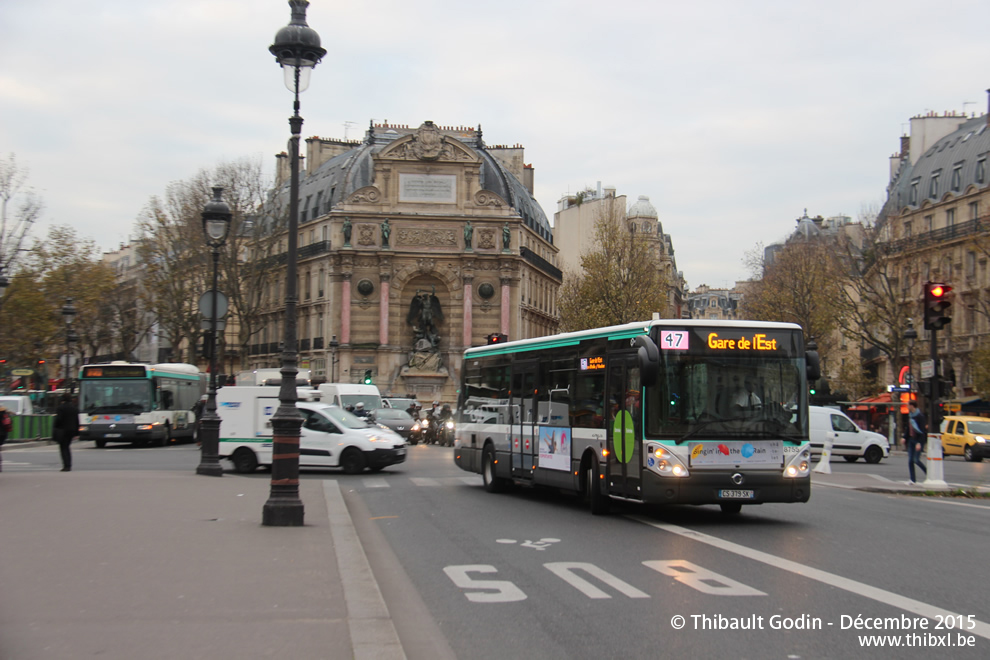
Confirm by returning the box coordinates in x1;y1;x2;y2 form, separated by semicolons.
487;333;508;345
37;359;46;366
939;379;954;398
363;369;373;385
923;282;952;330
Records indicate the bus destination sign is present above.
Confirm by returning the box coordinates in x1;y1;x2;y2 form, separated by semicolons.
82;365;148;379
580;356;605;371
657;328;798;357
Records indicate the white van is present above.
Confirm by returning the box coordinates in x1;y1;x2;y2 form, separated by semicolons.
809;405;889;464
0;395;34;416
317;383;382;411
216;386;405;474
235;368;311;386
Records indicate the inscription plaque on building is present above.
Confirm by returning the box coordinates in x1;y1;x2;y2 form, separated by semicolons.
399;174;457;203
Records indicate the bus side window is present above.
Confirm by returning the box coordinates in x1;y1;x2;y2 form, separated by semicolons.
161;390;174;410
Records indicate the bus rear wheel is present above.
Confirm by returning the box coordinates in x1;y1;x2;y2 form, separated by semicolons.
587;461;610;515
482;446;507;493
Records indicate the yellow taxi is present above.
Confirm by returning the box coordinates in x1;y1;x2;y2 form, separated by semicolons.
940;415;990;462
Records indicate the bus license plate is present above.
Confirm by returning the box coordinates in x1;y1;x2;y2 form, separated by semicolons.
719;489;754;499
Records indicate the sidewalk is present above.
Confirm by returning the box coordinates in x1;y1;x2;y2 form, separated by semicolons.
811;462;990;495
0;470;405;660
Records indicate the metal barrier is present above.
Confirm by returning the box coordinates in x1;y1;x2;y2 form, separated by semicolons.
8;414;55;441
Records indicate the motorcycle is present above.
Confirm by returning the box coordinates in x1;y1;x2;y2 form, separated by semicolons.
408;417;424;445
439;417;455;446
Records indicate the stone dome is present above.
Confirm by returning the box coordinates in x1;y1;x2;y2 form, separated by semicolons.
627;195;658;219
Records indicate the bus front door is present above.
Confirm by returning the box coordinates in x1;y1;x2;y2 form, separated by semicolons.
510;362;537;479
607;354;642;499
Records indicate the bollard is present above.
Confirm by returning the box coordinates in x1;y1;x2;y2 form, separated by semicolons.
813;438;832;474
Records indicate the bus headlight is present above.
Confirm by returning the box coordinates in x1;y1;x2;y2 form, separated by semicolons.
649;444;688;477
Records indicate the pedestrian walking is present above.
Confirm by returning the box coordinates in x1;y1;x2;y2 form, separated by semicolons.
0;405;11;472
53;394;80;472
906;401;927;483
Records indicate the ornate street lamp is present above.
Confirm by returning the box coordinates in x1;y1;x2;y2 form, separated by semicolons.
264;0;325;526
61;298;77;394
197;186;232;477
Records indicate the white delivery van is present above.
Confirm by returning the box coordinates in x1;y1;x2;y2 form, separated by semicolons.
235;368;311;386
316;383;382;411
0;395;34;416
809;405;889;464
216;386;405;474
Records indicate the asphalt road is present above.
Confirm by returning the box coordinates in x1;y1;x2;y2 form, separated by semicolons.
4;441;988;659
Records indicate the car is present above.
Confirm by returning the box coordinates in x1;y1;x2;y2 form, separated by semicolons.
368;408;416;441
808;405;889;464
940;415;990;462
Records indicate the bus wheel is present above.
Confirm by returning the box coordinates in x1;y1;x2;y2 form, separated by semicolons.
720;503;743;515
482;446;506;493
340;447;366;475
587;461;610;515
232;448;258;473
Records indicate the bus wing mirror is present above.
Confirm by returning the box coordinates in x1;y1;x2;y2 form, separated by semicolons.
806;350;821;382
634;335;659;387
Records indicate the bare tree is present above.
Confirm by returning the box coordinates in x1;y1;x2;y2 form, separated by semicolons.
558;196;669;331
134;157;281;366
0;153;42;312
739;238;843;360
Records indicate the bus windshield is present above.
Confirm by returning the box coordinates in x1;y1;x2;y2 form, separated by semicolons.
646;353;806;440
80;380;154;415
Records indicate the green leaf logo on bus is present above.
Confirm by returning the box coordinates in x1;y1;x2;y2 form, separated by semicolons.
611;410;635;463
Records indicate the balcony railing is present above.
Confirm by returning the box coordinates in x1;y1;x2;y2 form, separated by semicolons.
520;246;563;281
879;218;985;255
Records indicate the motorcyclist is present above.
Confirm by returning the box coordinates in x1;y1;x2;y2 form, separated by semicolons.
353;402;370;418
438;403;454;446
425;401;441;444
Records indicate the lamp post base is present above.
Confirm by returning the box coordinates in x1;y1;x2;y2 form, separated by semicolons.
196;462;224;477
262;497;305;526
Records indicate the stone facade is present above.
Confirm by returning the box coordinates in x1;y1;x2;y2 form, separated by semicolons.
250;121;560;404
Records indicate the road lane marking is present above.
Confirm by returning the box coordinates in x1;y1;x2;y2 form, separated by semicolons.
643;560;765;596
544;562;650;599
363;478;390;488
410;477;439;487
629;514;990;640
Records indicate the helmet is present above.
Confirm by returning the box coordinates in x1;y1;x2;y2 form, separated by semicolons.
356;402;364;409
433;401;439;406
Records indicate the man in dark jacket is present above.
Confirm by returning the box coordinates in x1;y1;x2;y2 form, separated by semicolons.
906;401;928;483
53;394;80;472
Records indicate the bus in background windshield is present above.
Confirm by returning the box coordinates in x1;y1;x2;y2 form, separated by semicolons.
79;362;207;448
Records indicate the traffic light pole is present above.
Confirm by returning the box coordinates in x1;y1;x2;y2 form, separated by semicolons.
924;327;946;487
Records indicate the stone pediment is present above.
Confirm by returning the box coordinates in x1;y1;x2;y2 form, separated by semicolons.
379;121;480;163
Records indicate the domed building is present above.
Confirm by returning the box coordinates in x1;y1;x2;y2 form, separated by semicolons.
250;121;561;403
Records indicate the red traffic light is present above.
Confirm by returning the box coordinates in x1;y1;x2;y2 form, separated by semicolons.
487;333;508;345
37;359;46;364
930;284;948;298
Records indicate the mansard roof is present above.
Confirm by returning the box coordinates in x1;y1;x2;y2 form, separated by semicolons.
282;122;552;241
885;115;990;218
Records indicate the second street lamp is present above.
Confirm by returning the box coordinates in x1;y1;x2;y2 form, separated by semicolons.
263;0;325;526
197;186;232;477
61;298;77;394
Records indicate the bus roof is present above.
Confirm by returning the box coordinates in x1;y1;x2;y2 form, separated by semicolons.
464;319;804;358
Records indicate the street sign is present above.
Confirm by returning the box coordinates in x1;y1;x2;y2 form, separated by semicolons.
11;368;33;376
945;403;961;412
198;289;229;320
887;385;910;393
921;360;935;379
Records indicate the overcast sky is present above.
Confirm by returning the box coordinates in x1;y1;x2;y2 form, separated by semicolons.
2;0;988;289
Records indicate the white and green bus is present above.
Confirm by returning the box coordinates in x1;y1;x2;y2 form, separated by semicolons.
78;362;207;447
454;320;820;515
